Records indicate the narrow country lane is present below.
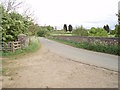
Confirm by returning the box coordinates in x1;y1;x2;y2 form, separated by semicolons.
40;37;118;71
2;37;118;88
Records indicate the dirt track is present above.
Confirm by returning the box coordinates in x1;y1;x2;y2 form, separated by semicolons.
2;43;118;88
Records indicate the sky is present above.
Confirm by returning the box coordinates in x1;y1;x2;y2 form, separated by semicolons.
19;0;119;29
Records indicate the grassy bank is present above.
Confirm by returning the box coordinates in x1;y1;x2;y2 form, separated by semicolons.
48;37;120;56
2;37;40;75
1;37;40;58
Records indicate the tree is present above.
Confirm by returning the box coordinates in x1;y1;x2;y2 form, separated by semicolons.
1;5;32;43
37;27;50;37
116;14;120;24
46;25;54;31
2;0;36;22
2;0;22;12
114;24;120;37
89;27;108;37
21;4;36;23
28;23;40;36
68;24;73;32
103;25;110;33
63;24;67;32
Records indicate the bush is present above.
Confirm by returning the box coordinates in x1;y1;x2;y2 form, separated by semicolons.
88;27;108;37
37;28;50;37
1;5;32;43
114;25;120;37
46;25;54;31
72;26;88;36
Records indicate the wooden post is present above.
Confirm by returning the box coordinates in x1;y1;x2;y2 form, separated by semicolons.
19;41;21;49
29;37;31;45
12;41;15;52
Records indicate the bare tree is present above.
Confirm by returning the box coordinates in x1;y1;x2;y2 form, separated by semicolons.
2;0;38;24
21;3;38;24
2;0;22;12
22;5;34;18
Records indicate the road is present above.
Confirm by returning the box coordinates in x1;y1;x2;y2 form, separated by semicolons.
40;37;118;71
3;37;118;88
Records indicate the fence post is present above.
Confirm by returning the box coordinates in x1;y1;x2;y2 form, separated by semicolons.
19;41;22;49
12;41;15;52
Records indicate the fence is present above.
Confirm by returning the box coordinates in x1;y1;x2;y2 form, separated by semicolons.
0;41;21;52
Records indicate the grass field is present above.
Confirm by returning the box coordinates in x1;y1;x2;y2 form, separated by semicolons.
50;30;72;36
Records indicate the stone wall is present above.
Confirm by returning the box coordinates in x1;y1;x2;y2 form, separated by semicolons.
18;34;30;48
52;36;120;45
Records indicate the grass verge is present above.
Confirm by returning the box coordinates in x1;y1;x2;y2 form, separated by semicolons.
48;37;120;56
1;37;40;76
1;37;40;58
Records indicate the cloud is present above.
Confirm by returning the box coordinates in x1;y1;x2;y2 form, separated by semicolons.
18;0;119;29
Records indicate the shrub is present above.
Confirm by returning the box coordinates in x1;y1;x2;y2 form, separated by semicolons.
114;24;120;37
72;26;88;36
37;28;50;37
1;5;31;43
46;25;54;31
89;27;108;37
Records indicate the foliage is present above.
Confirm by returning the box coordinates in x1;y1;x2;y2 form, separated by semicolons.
103;25;110;33
114;24;120;37
37;25;54;37
2;0;22;12
109;30;115;35
49;37;120;56
110;25;120;37
117;11;120;24
1;5;32;43
46;25;54;31
28;24;40;36
72;26;88;36
63;24;67;32
68;24;73;32
40;26;54;31
37;28;50;37
88;27;108;37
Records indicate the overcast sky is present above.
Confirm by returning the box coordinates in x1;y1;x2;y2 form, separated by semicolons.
20;0;119;29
